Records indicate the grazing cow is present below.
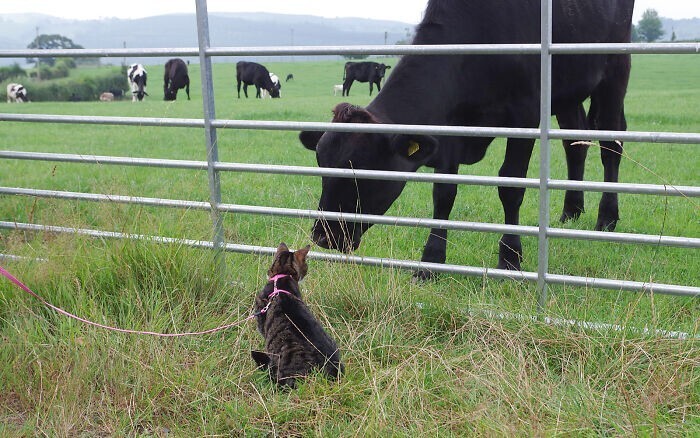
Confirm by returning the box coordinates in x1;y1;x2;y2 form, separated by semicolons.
236;61;280;99
261;73;282;99
163;58;191;101
99;92;114;102
127;64;148;102
342;62;391;96
333;84;343;96
299;0;634;277
6;83;28;103
286;73;294;82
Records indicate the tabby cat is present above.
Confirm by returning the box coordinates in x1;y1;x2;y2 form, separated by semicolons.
251;243;344;388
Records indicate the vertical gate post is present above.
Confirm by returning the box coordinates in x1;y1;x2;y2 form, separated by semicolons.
537;0;553;311
195;0;226;265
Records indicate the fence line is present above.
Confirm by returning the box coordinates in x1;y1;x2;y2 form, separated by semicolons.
1;220;697;298
2;186;699;250
3;113;700;145
2;42;700;59
2;151;698;197
0;0;698;303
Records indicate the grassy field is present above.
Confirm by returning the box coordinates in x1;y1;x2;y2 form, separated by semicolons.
0;54;698;435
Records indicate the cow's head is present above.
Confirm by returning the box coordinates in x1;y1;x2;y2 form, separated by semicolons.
164;85;177;101
376;64;391;79
133;85;147;101
269;86;280;98
15;86;28;102
299;103;437;252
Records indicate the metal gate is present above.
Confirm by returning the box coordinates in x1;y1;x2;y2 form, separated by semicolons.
1;0;699;307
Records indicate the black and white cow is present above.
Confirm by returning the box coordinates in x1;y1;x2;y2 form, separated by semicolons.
236;61;280;99
300;0;634;277
6;83;28;103
342;62;391;96
163;58;191;101
261;73;282;98
127;64;148;102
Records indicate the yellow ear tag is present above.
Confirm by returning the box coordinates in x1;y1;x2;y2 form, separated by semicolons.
407;141;420;157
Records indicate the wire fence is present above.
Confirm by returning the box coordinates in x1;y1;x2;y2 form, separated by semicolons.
1;0;698;302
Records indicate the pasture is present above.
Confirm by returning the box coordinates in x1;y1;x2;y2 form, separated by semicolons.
0;55;699;435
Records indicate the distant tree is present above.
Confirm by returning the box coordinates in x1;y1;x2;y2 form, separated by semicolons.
26;34;84;67
0;63;26;82
637;9;664;42
631;24;641;42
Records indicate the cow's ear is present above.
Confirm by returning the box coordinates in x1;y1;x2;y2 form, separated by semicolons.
299;131;323;151
390;134;438;163
385;65;392;69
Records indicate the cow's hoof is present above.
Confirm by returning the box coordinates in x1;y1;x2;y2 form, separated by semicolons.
595;217;618;232
411;269;437;283
498;235;523;271
496;258;522;271
560;206;583;223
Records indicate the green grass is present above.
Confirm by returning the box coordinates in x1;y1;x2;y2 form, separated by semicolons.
0;55;699;435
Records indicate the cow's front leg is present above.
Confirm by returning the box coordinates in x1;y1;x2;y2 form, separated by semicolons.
497;137;535;270
414;165;459;281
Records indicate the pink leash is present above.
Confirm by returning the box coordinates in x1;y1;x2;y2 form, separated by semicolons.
0;264;257;337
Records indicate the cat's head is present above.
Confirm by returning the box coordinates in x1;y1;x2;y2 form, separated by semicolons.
267;242;311;282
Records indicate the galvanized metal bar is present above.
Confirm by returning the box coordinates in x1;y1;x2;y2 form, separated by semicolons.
0;48;200;58
2;150;699;197
195;0;225;259
0;113;204;128
2;42;699;59
3;186;698;249
3;113;699;145
550;42;700;55
0;186;537;237
547;228;699;249
1;220;697;298
546;274;700;298
537;0;553;311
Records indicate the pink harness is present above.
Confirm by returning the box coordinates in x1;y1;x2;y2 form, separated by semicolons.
256;274;296;316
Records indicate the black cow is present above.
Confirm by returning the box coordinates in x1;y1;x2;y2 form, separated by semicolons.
299;0;634;278
236;61;280;99
163;58;190;101
342;62;391;96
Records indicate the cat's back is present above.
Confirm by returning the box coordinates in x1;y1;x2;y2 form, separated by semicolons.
265;294;339;354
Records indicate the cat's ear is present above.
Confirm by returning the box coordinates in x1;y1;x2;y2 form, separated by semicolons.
251;350;270;369
275;242;289;256
294;245;311;264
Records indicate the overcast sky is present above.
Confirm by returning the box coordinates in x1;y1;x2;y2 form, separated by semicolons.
2;0;699;23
